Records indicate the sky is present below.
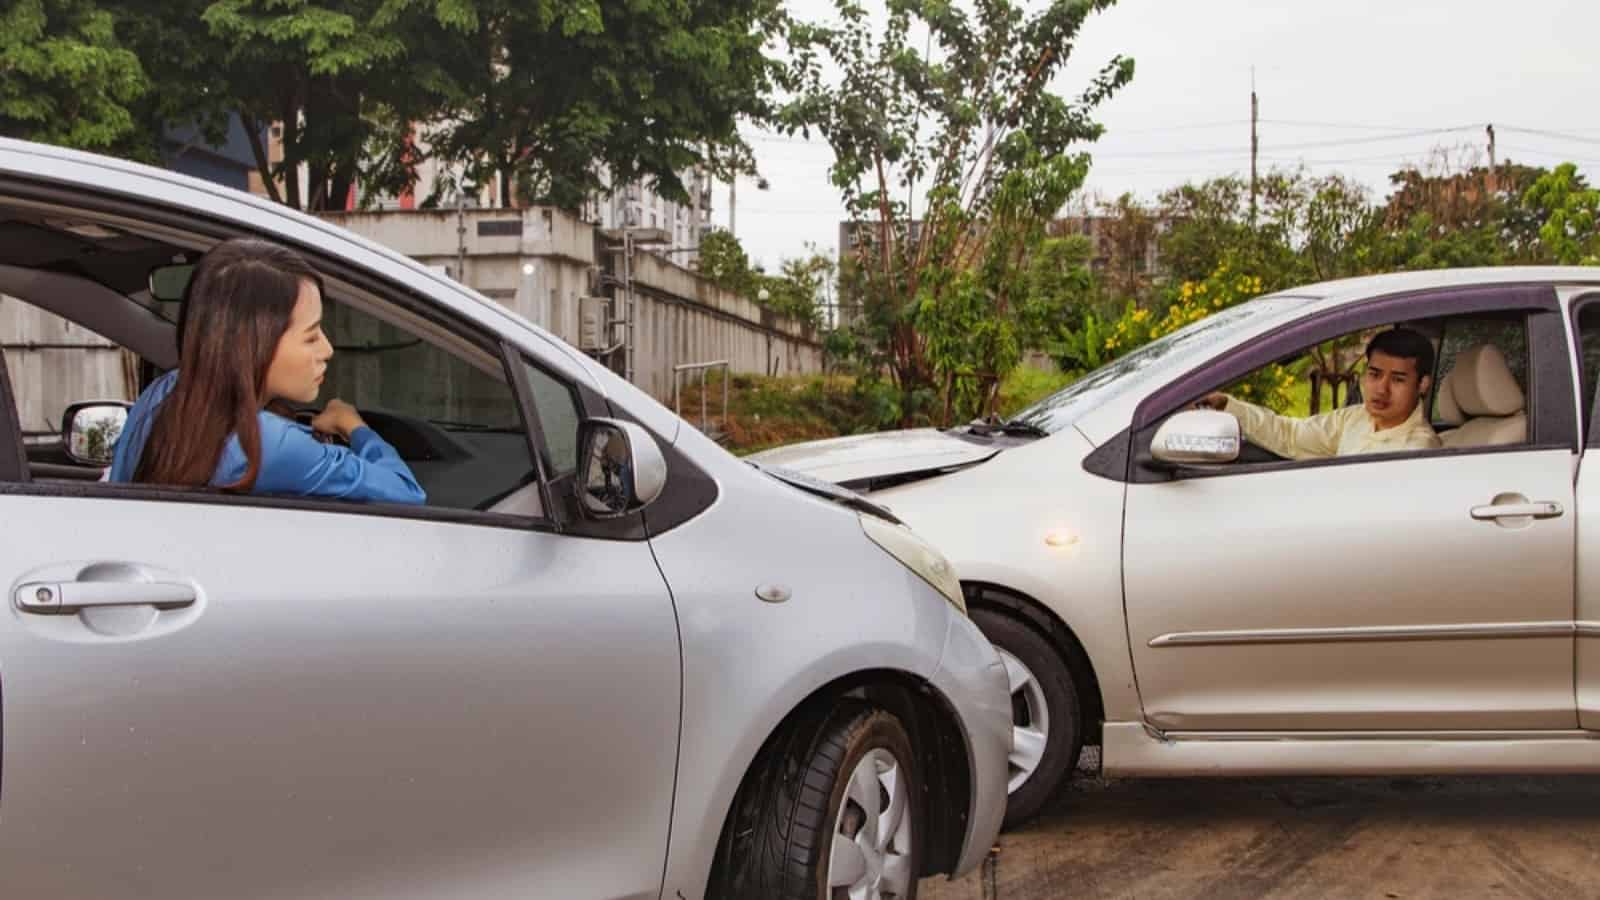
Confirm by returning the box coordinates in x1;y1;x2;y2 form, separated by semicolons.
717;0;1600;271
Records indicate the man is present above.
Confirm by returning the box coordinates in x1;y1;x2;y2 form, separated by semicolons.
1198;327;1442;460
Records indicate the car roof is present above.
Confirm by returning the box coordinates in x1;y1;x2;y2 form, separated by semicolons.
1290;266;1600;309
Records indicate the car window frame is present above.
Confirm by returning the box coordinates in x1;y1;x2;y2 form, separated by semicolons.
0;347;25;483
1568;291;1600;447
1099;283;1576;485
0;190;571;534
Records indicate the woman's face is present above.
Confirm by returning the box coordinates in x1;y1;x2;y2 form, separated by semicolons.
262;279;332;406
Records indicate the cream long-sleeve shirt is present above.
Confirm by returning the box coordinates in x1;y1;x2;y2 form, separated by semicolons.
1222;396;1441;460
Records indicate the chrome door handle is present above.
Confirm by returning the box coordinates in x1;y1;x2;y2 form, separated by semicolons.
15;581;196;614
1470;501;1564;521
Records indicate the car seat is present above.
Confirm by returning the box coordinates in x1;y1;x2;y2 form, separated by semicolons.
1434;343;1526;448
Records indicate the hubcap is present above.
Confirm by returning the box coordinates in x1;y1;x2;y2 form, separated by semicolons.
826;747;915;899
998;647;1049;794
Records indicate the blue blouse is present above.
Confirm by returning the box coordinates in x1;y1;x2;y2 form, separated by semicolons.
109;371;427;505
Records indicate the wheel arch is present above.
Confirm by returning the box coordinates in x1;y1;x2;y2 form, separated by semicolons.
713;668;975;880
963;580;1106;744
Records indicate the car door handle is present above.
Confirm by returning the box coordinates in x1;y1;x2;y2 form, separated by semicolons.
14;580;196;614
1469;501;1564;521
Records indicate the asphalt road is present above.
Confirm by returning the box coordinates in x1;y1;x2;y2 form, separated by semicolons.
922;750;1600;899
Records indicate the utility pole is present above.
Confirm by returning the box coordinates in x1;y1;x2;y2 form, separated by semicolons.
1486;123;1498;194
1249;67;1259;227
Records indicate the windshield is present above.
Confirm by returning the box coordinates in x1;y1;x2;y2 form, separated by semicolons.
1008;295;1311;434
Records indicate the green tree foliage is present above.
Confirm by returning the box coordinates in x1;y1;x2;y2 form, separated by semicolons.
0;0;148;152
423;0;784;208
695;229;755;295
694;230;830;327
1523;163;1600;265
780;0;1131;423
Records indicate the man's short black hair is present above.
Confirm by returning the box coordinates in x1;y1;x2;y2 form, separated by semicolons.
1366;327;1435;380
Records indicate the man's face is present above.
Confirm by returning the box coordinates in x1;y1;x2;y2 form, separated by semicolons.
1362;350;1430;429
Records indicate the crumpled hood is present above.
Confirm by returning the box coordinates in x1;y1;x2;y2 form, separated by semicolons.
746;428;1000;488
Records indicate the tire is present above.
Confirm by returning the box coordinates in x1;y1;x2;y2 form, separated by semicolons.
970;607;1082;830
710;700;921;900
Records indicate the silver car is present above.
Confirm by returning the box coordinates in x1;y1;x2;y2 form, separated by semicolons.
757;268;1600;828
0;138;1009;899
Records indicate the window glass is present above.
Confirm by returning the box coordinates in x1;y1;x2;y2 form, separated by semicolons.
1576;304;1600;437
1430;316;1528;425
523;360;582;476
313;299;536;511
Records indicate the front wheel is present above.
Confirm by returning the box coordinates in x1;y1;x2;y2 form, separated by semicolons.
971;607;1081;829
711;700;921;900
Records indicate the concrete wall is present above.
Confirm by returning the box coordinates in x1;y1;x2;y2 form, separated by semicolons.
320;207;823;403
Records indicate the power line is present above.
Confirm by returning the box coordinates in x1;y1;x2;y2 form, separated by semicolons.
1497;126;1600;147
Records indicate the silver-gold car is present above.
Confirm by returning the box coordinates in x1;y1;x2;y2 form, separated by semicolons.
757;268;1600;828
0;138;1009;899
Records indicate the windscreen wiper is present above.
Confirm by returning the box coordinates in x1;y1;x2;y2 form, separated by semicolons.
966;418;1048;439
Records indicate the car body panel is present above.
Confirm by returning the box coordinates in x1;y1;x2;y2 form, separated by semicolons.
747;427;998;485
652;427;1001;898
0;494;679;900
1124;448;1577;730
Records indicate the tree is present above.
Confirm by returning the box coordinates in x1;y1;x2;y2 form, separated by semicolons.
1522;163;1600;265
781;0;1131;422
424;0;784;208
695;230;756;295
197;0;466;211
0;0;148;152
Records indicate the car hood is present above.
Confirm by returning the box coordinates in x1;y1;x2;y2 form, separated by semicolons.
746;428;1001;488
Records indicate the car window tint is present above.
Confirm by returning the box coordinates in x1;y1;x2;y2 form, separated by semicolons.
1430;316;1528;426
1576;305;1600;439
523;360;581;476
321;299;535;510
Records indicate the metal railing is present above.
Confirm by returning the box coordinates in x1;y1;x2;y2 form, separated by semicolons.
672;360;730;436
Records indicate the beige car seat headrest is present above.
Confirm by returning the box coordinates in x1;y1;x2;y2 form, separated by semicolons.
1435;369;1465;425
1449;344;1524;418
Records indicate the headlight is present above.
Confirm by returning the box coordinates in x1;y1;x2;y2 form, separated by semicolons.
859;514;967;615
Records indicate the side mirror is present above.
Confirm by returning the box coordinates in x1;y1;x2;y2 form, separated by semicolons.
575;418;668;518
148;263;195;302
1150;408;1241;465
62;401;131;467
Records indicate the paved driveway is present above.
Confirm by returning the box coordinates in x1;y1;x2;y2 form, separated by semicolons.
923;751;1600;899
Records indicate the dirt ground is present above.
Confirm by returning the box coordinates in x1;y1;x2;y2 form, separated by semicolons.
921;750;1600;899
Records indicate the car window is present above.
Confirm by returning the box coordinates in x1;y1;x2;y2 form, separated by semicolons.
2;283;552;518
1179;315;1531;469
1430;316;1528;427
1575;303;1600;440
1008;295;1309;434
523;360;581;476
318;298;535;511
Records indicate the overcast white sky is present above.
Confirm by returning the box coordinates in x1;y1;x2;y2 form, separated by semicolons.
719;0;1600;271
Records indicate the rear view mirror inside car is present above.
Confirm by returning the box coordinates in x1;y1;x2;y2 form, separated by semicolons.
148;263;195;301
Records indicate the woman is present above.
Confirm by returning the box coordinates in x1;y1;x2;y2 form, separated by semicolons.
110;238;426;504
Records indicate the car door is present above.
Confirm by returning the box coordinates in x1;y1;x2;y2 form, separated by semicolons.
1566;290;1600;729
1121;286;1579;733
0;307;680;895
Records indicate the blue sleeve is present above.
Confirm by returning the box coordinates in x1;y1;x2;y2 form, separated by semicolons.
244;419;427;505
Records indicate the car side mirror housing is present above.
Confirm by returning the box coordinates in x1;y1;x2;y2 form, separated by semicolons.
575;417;668;519
62;401;131;467
1150;408;1241;465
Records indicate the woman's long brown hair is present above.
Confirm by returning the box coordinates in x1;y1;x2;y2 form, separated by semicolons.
134;238;323;491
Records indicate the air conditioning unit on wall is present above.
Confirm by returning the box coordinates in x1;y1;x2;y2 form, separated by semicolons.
577;295;609;352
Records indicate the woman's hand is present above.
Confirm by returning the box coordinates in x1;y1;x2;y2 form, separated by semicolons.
311;399;367;441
